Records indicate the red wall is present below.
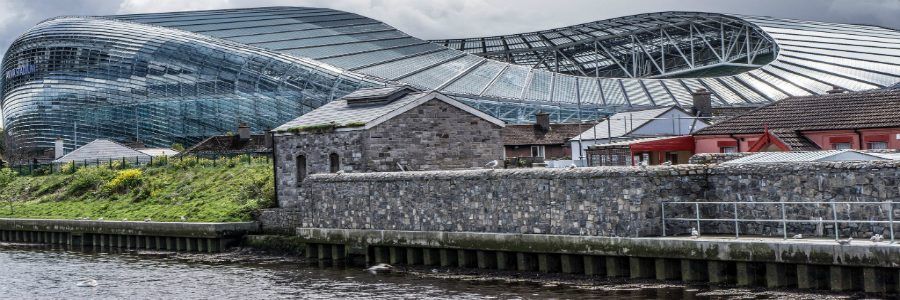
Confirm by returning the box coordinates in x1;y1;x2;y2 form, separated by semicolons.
695;128;900;154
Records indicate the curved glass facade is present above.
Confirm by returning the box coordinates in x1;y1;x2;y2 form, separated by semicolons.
3;7;900;162
1;16;376;163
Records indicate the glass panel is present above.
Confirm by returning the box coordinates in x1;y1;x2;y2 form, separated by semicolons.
641;80;675;106
523;70;552;102
443;61;506;95
403;55;483;89
358;50;461;80
483;65;529;99
552;75;578;104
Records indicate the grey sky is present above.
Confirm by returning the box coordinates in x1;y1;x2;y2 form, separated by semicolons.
0;0;898;59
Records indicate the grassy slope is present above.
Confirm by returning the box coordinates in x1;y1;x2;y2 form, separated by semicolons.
0;157;274;222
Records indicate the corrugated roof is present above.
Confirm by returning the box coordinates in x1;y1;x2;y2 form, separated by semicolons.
587;136;687;148
54;139;150;163
723;150;887;164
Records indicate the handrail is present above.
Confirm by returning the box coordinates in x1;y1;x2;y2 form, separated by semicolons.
661;200;896;243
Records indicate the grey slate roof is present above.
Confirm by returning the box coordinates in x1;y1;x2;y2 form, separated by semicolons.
572;107;676;141
275;92;427;131
54;139;150;163
275;89;504;132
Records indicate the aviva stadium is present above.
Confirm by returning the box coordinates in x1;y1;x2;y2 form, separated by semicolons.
2;7;899;162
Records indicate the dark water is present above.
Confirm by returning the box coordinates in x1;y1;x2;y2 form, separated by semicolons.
0;245;855;300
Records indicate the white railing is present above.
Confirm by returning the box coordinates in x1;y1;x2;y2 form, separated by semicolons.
661;201;896;243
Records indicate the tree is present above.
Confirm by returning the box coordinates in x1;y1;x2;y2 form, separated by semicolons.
0;168;17;214
171;143;185;152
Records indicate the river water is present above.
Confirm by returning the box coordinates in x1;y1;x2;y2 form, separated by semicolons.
0;244;857;300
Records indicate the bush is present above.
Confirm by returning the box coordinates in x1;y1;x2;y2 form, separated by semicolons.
67;167;115;197
103;169;143;194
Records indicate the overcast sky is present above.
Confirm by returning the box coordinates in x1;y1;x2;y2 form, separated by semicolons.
0;0;899;59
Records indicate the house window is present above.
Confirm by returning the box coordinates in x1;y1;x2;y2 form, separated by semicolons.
666;152;679;164
832;143;852;150
530;145;545;158
329;153;340;173
296;155;307;185
867;141;888;150
720;146;738;153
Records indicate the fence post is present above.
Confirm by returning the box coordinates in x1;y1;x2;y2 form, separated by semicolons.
694;202;701;235
734;201;739;239
831;202;839;241
889;201;895;244
660;203;666;237
781;202;787;240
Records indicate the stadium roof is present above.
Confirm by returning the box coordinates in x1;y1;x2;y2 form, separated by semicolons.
106;7;900;110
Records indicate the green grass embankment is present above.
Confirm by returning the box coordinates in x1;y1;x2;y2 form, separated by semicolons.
0;156;274;222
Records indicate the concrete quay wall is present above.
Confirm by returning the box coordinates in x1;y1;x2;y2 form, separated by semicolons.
0;218;259;252
291;228;900;294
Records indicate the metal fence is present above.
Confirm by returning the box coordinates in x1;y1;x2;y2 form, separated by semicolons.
6;153;272;176
661;201;896;243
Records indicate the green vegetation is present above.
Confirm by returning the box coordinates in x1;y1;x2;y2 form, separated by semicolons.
0;156;275;222
286;121;367;134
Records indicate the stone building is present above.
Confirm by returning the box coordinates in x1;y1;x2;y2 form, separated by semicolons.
273;86;504;202
502;112;592;161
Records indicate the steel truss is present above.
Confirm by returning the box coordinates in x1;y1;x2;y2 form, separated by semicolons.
432;12;777;78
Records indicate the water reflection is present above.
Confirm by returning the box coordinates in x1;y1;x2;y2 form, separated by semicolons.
0;244;856;299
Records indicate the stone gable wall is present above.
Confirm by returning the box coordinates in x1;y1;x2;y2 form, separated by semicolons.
363;99;504;172
265;161;900;238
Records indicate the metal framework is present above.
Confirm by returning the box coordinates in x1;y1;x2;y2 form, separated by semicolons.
661;201;896;242
432;12;777;79
3;7;900;161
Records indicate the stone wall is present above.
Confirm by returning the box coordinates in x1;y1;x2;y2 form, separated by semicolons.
265;161;900;238
274;131;366;204
363;99;504;172
688;152;754;164
274;99;504;207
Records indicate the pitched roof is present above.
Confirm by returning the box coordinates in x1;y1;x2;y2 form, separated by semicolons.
183;134;271;155
770;130;820;151
54;139;150;163
274;90;504;132
694;89;900;135
723;150;888;164
573;106;703;141
503;123;593;146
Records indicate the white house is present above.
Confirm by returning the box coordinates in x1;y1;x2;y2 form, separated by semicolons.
569;106;709;162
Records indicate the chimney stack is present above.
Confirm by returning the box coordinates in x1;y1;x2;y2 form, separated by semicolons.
54;137;65;159
535;112;550;132
237;123;251;142
691;88;712;118
826;86;847;94
264;129;274;148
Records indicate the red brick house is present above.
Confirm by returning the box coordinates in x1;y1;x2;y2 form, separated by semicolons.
693;88;900;153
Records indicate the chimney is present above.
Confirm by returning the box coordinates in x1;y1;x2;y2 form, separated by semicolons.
237;123;251;142
54;137;65;159
264;130;274;148
691;88;712;118
535;112;550;132
826;86;847;94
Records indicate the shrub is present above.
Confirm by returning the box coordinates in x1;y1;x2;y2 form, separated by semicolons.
67;167;115;197
103;169;143;194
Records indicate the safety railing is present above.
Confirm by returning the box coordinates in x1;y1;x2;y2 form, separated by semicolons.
661;201;896;243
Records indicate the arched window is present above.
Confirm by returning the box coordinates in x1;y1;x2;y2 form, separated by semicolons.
329;153;340;173
296;155;307;185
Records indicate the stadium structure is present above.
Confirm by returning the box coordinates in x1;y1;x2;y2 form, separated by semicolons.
2;7;899;163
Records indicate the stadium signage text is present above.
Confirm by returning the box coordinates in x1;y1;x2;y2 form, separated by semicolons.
4;64;36;79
